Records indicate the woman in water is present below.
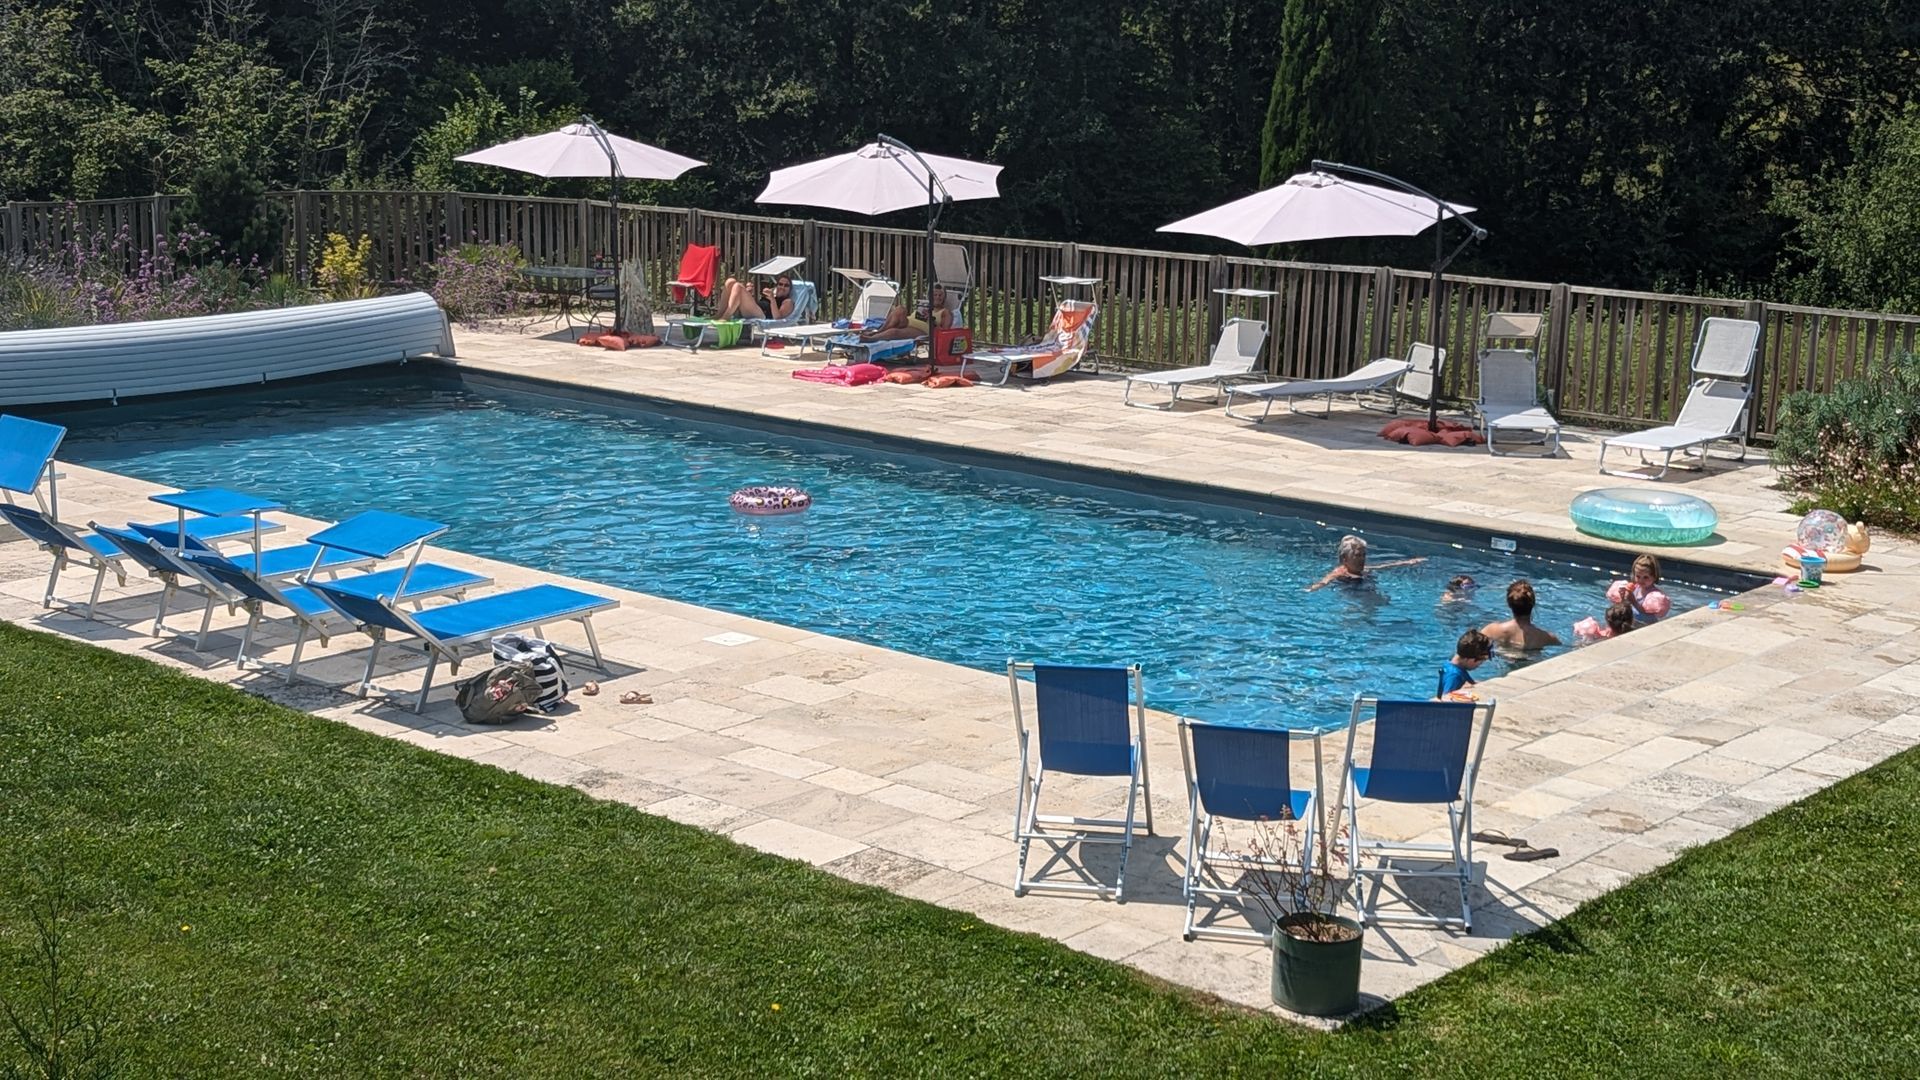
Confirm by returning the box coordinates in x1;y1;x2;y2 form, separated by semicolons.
1307;534;1427;591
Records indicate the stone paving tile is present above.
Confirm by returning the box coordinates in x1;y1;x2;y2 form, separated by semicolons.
10;333;1920;1023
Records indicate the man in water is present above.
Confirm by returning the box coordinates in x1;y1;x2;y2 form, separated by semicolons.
1480;579;1562;650
1307;534;1426;591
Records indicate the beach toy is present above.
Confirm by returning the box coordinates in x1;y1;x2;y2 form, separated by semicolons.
1779;512;1868;573
1569;488;1718;546
729;486;812;515
1798;551;1826;587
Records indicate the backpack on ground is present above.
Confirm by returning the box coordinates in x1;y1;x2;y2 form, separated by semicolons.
492;632;568;711
454;661;543;724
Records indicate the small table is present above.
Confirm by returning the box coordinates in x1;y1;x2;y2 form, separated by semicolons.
521;266;613;331
143;487;285;555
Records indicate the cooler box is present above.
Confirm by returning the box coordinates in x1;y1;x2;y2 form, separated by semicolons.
932;327;974;364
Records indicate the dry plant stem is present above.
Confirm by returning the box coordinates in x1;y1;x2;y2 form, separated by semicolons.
1237;807;1356;943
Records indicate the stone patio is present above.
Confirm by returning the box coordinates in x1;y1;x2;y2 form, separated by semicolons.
3;324;1916;1023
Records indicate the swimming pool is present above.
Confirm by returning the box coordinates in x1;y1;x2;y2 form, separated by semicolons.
50;375;1730;728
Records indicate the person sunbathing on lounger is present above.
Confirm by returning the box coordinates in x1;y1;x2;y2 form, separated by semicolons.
714;274;795;321
859;286;951;341
1307;534;1426;591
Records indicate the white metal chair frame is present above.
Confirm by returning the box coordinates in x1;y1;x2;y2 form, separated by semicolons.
1598;317;1760;479
1338;694;1496;931
1008;661;1154;902
1475;348;1563;456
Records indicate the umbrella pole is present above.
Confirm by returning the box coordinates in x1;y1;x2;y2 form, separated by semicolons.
925;180;938;376
1429;205;1442;432
612;169;624;333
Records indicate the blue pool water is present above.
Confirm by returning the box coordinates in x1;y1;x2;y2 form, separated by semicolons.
50;378;1726;728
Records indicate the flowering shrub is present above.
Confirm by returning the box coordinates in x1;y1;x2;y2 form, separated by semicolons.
424;242;526;326
0;207;313;330
1773;352;1920;532
315;232;379;300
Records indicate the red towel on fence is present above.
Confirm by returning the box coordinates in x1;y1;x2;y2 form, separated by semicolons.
668;244;719;304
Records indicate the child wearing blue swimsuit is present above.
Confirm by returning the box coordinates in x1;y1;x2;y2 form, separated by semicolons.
1438;629;1493;698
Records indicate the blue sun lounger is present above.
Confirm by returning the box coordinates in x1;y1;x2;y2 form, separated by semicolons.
306;579;617;712
301;510;493;604
1178;720;1320;943
180;539;490;683
90;523;240;644
132;522;375;580
0;504;128;617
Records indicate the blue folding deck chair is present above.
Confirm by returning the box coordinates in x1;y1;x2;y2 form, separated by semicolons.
0;414;67;518
1007;661;1154;901
132;522;374;580
0;504;127;618
1338;695;1496;930
90;523;237;644
306;580;617;712
1179;720;1320;943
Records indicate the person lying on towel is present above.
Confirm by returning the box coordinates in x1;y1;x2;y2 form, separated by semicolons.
859;286;952;341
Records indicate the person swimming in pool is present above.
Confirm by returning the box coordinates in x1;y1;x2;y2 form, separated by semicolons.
1307;534;1427;591
1480;579;1562;651
859;285;952;341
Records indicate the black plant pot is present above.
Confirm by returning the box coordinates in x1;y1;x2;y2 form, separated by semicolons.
1270;913;1365;1016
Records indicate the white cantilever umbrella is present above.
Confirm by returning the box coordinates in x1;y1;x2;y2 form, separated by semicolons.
456;117;704;329
758;136;1000;362
1160;162;1485;431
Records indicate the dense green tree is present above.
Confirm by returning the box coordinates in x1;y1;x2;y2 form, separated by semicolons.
1259;0;1380;187
1777;106;1920;312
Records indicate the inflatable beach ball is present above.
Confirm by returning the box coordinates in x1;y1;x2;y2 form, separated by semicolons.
1795;509;1847;554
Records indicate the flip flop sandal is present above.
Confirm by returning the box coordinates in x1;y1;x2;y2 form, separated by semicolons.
618;691;652;706
580;681;601;696
1472;830;1529;848
1504;846;1561;862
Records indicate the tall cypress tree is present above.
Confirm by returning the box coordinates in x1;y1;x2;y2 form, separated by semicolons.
1260;0;1383;187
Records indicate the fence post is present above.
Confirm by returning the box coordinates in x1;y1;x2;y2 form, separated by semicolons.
1744;298;1768;440
148;192;167;257
1206;254;1229;365
1061;241;1078;277
3;201;17;256
577;198;592;264
804;218;819;273
441;191;462;252
292;190;311;282
1369;265;1393;360
1547;282;1572;411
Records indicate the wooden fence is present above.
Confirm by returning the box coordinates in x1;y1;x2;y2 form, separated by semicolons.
7;191;1920;439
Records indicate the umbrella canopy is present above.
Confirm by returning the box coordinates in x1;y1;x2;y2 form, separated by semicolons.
1157;171;1475;247
756;142;1001;216
454;123;704;181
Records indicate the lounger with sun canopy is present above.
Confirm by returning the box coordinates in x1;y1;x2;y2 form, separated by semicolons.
1598;317;1761;479
1475;348;1562;455
0;413;67;517
759;270;898;357
1179;719;1319;943
301;510;493;604
1122;316;1268;408
1340;694;1495;930
0;504;127;618
960;299;1098;386
1223;355;1417;422
1007;661;1154;901
306;580;617;712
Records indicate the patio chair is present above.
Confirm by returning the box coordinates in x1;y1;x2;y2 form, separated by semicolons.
758;273;898;357
1223;346;1436;422
1598;317;1761;479
0;504;126;618
1008;661;1154;901
1179;720;1319;943
666;279;822;354
1123;317;1268;408
959;299;1098;386
1475;348;1562;455
667;243;720;316
306;579;618;712
0;413;67;518
1338;695;1495;930
823;243;973;366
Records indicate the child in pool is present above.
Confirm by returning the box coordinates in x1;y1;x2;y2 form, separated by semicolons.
1307;534;1427;591
1438;629;1493;699
1574;602;1636;641
1606;553;1671;623
1441;575;1479;603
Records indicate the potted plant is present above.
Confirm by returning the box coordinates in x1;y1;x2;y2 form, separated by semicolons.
1239;808;1364;1016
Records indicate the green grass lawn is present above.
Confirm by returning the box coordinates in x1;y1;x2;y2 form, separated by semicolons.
2;622;1916;1077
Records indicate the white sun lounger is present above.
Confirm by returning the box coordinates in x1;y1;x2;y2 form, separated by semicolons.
1122;317;1267;408
761;271;900;357
1223;355;1419;422
1476;348;1562;455
1598;317;1760;479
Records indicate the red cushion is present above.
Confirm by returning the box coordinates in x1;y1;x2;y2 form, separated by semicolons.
1437;429;1476;447
1402;428;1440;446
597;335;628;351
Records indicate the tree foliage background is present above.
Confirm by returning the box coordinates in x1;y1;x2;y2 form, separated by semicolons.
0;0;1915;308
